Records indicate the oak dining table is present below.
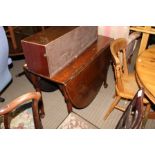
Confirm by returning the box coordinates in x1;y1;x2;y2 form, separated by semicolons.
136;46;155;118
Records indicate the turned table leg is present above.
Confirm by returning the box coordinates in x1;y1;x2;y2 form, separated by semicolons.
59;85;72;113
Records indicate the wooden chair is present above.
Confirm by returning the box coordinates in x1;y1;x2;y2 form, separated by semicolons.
116;89;144;129
130;26;155;55
104;38;149;123
0;92;43;129
98;26;141;63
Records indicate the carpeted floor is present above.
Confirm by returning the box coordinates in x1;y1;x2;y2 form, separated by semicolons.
1;40;155;129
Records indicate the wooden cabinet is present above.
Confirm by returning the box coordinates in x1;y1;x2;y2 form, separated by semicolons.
22;26;97;77
5;26;45;57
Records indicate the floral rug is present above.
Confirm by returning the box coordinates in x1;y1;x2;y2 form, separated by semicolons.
57;112;97;129
0;104;35;129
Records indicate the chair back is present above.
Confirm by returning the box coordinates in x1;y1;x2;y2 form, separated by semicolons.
116;89;144;129
0;92;42;129
110;38;128;92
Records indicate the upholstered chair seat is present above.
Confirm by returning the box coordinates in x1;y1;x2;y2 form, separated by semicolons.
0;92;42;129
57;112;97;129
0;106;35;129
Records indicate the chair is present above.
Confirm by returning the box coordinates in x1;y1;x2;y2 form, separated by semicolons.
57;112;97;129
0;92;43;129
0;26;12;102
130;26;155;55
104;38;149;122
116;89;144;129
98;26;141;63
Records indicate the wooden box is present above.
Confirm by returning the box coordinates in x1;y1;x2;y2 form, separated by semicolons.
21;26;97;77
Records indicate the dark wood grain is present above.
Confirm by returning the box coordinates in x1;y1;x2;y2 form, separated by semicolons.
52;36;112;109
22;27;112;112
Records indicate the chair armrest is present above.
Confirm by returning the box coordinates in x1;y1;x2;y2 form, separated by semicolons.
0;92;41;115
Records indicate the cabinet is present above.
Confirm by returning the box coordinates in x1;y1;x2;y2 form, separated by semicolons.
5;26;45;57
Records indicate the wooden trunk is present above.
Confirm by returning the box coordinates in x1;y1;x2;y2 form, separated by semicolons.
22;26;97;77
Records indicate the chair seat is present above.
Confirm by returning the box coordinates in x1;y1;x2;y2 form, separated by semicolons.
148;44;155;49
117;72;138;98
116;72;148;103
0;108;34;129
57;112;97;129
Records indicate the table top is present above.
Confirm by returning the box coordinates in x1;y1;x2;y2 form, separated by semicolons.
136;47;155;103
51;35;112;84
24;35;113;85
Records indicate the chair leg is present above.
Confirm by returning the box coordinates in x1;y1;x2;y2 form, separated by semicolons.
142;103;151;128
38;93;45;118
32;101;43;129
104;96;121;120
